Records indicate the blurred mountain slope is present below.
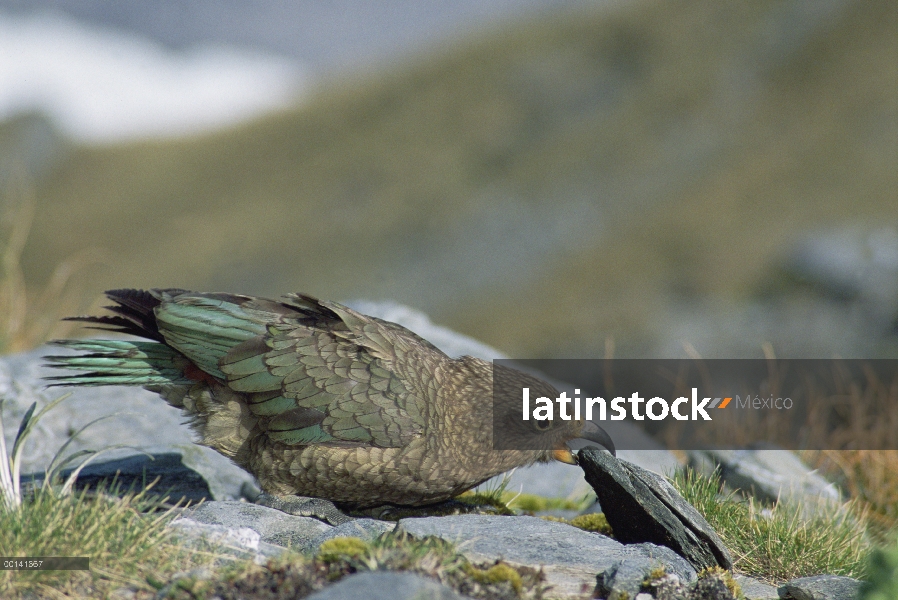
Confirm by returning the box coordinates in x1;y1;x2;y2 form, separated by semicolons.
12;0;897;356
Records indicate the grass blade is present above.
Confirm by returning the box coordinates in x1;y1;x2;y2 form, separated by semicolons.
0;398;18;510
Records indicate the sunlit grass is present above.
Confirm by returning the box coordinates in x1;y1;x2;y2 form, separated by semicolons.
800;450;898;545
0;392;223;599
655;350;898;552
672;468;872;582
0;484;218;599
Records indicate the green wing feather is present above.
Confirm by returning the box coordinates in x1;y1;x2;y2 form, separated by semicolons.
48;290;438;449
45;339;191;386
153;293;433;448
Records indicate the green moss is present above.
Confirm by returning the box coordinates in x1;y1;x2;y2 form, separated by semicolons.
466;562;523;594
455;491;515;515
539;512;614;536
569;513;613;535
170;573;214;598
458;486;591;515
506;492;584;513
697;566;742;599
316;537;370;562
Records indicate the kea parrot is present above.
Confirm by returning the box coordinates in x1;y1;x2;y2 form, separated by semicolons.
45;289;615;523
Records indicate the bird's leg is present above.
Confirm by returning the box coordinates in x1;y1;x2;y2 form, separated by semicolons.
254;492;355;526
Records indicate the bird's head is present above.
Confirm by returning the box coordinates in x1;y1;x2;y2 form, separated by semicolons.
491;364;616;465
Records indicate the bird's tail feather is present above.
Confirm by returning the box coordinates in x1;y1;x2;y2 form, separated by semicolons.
45;339;191;387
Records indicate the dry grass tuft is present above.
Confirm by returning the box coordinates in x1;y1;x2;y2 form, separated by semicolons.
672;468;871;582
803;450;898;542
1;178;106;354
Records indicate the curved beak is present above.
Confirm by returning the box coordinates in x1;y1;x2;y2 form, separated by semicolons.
580;421;617;456
552;420;617;464
578;420;616;456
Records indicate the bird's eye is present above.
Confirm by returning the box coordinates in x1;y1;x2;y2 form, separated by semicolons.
533;419;552;431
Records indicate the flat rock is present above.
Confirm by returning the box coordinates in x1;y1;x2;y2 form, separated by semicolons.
305;571;471;600
735;575;780;600
177;500;332;552
579;446;732;572
783;225;898;327
168;518;285;562
688;449;841;508
598;555;673;599
779;575;862;600
396;514;695;599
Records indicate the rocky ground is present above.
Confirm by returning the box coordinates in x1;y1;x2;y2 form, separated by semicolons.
0;302;868;599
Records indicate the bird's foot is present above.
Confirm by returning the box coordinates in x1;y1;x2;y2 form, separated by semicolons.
350;499;509;521
254;492;354;526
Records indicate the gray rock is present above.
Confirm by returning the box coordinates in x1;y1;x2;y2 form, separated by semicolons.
779;575;862;600
312;518;395;548
783;225;898;327
688;449;842;508
690;573;738;600
168;518;285;562
597;556;666;599
616;450;683;478
480;461;594;507
735;575;780;600
177;500;332;552
305;571;471;600
642;572;688;600
579;447;732;572
396;514;695;599
626;543;697;582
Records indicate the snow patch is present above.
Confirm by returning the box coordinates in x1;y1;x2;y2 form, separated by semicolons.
0;10;305;143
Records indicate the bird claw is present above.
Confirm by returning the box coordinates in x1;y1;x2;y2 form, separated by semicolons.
254;492;355;525
348;499;506;521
